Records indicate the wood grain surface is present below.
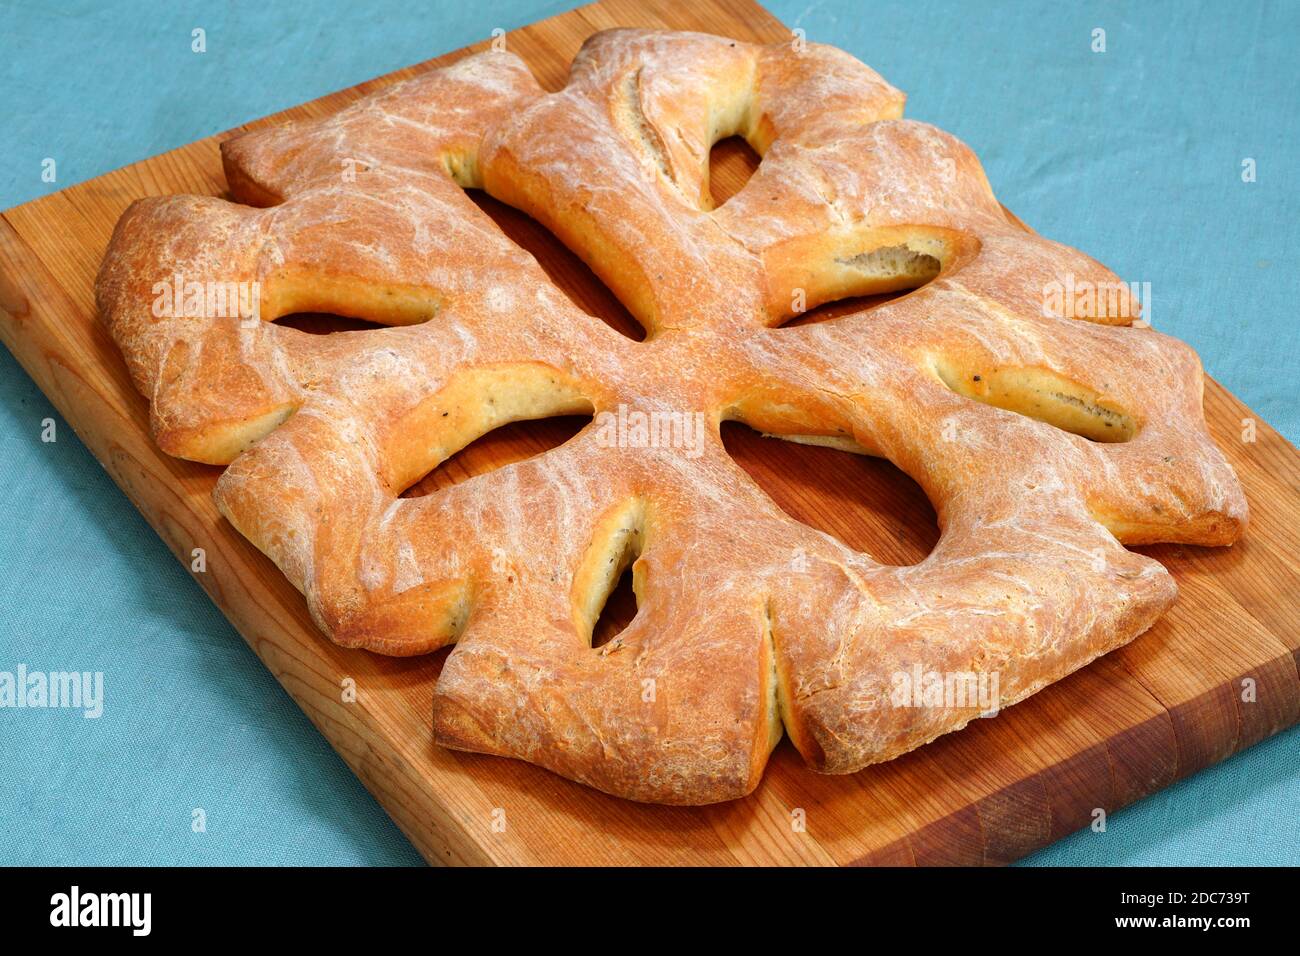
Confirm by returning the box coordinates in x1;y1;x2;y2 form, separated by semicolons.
1;0;1297;865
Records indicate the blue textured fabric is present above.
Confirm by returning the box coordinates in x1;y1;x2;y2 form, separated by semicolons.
0;0;1295;866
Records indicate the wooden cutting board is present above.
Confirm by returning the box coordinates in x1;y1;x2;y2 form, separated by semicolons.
2;0;1297;866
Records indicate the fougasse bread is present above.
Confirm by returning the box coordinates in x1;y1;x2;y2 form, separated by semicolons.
96;29;1246;804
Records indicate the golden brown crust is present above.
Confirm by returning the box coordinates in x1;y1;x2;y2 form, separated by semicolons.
95;29;1246;804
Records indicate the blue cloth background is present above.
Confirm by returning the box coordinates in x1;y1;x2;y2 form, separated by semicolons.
1;0;1295;866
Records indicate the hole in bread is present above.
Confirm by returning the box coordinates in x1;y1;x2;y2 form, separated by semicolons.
272;312;389;334
619;67;675;189
934;362;1137;443
592;565;638;649
386;365;594;495
263;273;443;327
766;228;965;328
708;135;761;209
572;498;645;650
780;289;913;328
721;421;938;566
400;415;592;498
468;191;645;342
835;243;941;288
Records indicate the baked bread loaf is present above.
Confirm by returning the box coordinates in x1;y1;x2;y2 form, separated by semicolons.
95;29;1247;804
